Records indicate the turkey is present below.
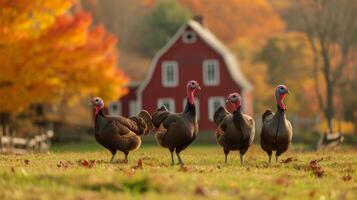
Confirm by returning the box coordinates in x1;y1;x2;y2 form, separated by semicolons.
90;97;153;163
260;85;293;164
151;80;201;166
213;92;255;165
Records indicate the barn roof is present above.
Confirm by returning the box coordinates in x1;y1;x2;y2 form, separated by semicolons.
187;20;252;90
137;20;252;102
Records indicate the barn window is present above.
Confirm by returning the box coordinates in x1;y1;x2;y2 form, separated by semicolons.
108;101;122;116
182;30;197;43
182;98;200;120
157;98;175;112
162;61;178;87
203;59;220;86
129;100;137;116
208;97;225;121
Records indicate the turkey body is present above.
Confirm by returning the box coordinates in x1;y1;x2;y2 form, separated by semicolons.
214;107;255;164
151;99;198;165
94;109;153;162
260;108;293;163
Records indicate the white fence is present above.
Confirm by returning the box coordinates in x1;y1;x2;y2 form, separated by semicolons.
0;130;54;154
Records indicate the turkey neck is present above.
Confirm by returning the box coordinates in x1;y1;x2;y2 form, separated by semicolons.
183;97;196;123
233;108;247;128
273;106;287;143
94;109;106;135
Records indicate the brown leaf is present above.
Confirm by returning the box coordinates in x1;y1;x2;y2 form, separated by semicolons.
131;159;143;170
24;159;30;165
308;190;316;198
309;159;324;177
10;167;15;173
274;177;289;186
280;156;297;164
78;159;95;168
194;185;207;196
179;165;189;172
57;160;69;168
342;175;352;182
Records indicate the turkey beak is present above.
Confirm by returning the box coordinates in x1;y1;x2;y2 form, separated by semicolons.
197;85;201;90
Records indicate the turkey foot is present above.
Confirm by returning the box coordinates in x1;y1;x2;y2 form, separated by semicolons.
176;152;184;166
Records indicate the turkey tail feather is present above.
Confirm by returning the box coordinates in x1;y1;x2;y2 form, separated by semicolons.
262;109;273;122
213;106;230;125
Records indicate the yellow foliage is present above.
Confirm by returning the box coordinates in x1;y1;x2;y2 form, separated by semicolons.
320;120;355;134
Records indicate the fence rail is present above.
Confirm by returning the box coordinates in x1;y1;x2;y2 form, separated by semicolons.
0;130;54;154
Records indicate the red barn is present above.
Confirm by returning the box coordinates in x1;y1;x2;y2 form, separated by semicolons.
110;19;252;131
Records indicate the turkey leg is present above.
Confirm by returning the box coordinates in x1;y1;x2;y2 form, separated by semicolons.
170;151;175;166
176;152;184;166
240;154;244;166
110;152;117;163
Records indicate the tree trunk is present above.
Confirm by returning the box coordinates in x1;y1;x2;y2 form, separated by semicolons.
321;47;334;133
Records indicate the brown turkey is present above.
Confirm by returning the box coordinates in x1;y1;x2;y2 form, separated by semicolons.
260;85;293;164
213;93;255;165
151;80;201;166
91;97;153;163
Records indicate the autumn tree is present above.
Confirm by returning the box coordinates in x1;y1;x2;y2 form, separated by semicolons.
138;0;190;57
290;0;356;133
258;32;318;116
179;0;284;49
0;0;128;132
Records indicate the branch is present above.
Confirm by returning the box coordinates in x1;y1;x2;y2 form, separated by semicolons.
332;44;351;84
311;46;326;113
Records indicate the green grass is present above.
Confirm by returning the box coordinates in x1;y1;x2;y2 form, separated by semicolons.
0;142;356;200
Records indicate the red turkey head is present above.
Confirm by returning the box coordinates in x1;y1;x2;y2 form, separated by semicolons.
186;80;201;105
226;92;242;111
275;85;289;111
91;97;104;115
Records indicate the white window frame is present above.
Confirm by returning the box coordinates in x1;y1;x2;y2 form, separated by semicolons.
182;98;200;120
129;100;137;116
108;101;122;116
208;97;226;121
182;30;197;44
157;98;175;112
162;61;178;87
203;59;220;86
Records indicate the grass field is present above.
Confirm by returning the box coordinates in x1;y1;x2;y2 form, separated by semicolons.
0;141;356;200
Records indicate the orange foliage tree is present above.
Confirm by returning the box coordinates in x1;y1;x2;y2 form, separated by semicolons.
179;0;284;49
0;0;128;115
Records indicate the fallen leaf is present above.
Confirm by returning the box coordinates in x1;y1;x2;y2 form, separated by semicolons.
179;165;189;172
342;175;352;182
10;167;15;173
274;177;289;186
280;156;297;164
131;159;143;170
24;159;30;165
194;185;207;196
309;159;324;177
308;190;316;198
78;159;95;168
